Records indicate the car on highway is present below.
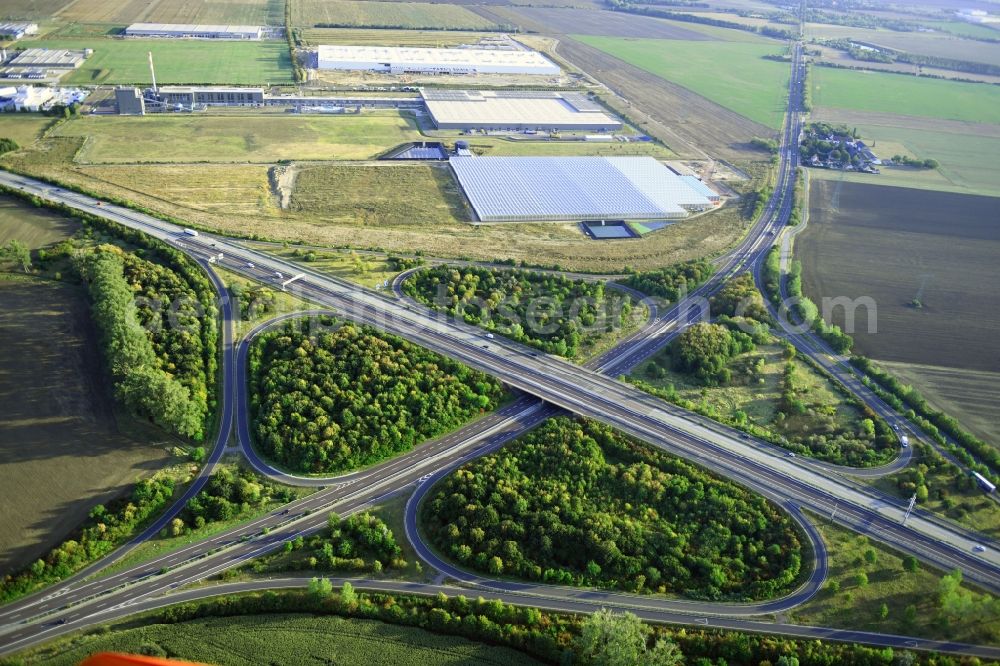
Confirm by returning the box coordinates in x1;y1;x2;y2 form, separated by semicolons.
246;262;255;269
974;544;987;553
485;333;495;339
276;271;284;279
787;452;795;457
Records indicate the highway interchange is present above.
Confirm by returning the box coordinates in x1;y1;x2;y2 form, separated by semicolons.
1;40;998;661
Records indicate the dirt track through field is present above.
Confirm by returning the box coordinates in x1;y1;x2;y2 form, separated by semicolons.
555;37;772;159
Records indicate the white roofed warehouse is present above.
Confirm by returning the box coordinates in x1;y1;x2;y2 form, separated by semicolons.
422;89;621;132
449;156;711;223
124;23;264;39
316;45;560;76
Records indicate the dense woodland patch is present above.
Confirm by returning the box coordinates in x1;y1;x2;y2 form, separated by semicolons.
422;417;804;601
401;266;634;358
249;319;505;473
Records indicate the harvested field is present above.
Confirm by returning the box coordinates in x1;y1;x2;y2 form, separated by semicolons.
806;111;1000;198
290;163;468;225
297;27;493;47
56;0;282;24
52;113;419;163
79;164;276;217
472;6;716;39
18;38;292;85
0;195;79;248
799;180;1000;373
0;0;70;20
576;35;789;128
0;278;173;576
554;37;777;158
878;361;1000;448
291;0;500;29
812;67;1000;125
0;114;54;148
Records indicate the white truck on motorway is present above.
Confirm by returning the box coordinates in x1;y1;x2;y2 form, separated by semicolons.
182;228;199;237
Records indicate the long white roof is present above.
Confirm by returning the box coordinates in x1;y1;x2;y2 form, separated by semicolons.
450;156;710;222
318;45;558;72
422;89;620;128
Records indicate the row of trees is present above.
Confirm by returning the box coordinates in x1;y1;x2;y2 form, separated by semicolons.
0;137;18;155
403;266;633;358
254;511;406;575
152;586;967;665
249;319;505;473
423;416;804;601
76;248;206;439
620;258;715;302
0;475;175;603
851;357;1000;483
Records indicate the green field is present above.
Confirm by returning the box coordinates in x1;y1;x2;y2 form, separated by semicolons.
18;38;292;85
574;35;789;128
26;614;542;665
924;20;1000;41
291;0;500;30
53;113;419;163
0;114;54;147
812;68;1000;124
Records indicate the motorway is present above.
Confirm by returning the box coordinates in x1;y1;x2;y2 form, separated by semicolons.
1;40;998;660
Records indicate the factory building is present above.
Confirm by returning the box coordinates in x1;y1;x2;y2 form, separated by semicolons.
0;22;39;40
115;87;145;115
6;48;90;69
153;86;265;107
449;156;712;223
124;23;264;40
421;89;621;132
316;45;560;76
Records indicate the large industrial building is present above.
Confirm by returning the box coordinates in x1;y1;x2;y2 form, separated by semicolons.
316;45;559;76
154;86;265;107
0;22;38;40
421;89;621;132
124;23;264;39
449;156;712;223
6;48;90;69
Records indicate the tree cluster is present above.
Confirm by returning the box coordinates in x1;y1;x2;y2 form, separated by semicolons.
710;273;770;324
621;259;715;302
422;417;804;601
231;282;277;321
0;137;18;155
76;247;207;439
179;466;294;531
670;322;756;386
249;319;504;473
0;238;31;272
403;266;632;358
255;511;406;575
0;475;175;603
